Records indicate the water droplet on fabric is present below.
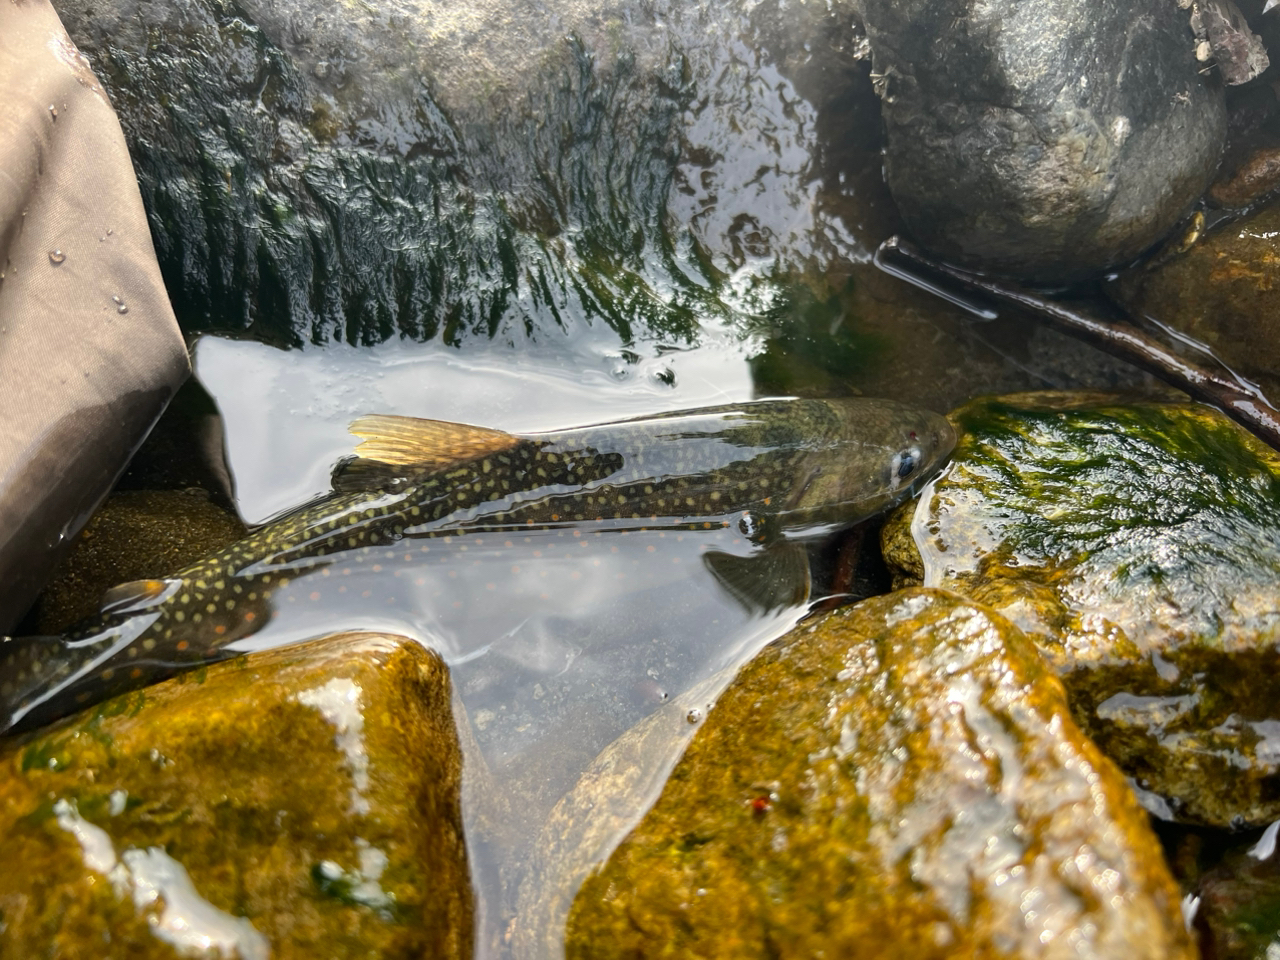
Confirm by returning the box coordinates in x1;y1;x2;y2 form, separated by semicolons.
48;250;65;265
112;295;128;314
48;105;57;121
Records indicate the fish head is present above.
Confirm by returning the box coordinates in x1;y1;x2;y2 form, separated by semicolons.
772;399;955;537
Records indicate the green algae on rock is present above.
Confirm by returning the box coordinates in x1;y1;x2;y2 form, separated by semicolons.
882;393;1280;827
565;588;1191;960
0;631;471;958
35;488;246;635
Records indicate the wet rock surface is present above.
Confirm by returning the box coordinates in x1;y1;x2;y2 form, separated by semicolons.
1111;201;1280;403
859;0;1227;283
34;488;245;634
53;0;1151;414
0;631;471;958
1194;827;1280;959
565;588;1191;959
883;393;1280;826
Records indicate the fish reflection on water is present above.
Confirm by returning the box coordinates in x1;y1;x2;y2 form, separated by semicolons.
0;397;953;950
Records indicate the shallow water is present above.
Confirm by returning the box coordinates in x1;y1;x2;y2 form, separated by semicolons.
47;0;1197;954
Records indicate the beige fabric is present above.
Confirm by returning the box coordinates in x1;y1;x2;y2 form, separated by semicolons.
0;0;188;631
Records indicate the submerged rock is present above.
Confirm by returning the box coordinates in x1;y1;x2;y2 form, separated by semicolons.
882;393;1280;826
565;588;1191;959
0;631;471;958
1111;201;1280;403
859;0;1227;283
35;488;245;634
1194;825;1280;959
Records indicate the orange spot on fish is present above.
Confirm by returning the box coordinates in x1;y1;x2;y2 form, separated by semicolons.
244;612;257;622
176;641;190;652
214;625;227;636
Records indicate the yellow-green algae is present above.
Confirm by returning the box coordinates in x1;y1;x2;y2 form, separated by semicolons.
0;631;471;958
35;489;246;634
565;588;1190;960
882;392;1280;826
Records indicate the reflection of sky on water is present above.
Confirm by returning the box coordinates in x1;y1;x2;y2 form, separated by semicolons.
195;327;759;525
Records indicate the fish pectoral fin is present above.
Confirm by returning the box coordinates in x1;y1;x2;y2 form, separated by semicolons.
99;578;181;616
348;414;520;469
702;542;811;614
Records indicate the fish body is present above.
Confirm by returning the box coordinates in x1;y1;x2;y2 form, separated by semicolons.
0;398;954;734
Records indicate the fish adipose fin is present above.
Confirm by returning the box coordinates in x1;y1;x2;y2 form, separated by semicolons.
348;414;521;469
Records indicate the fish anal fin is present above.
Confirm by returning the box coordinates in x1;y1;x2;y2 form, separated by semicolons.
349;414;520;469
100;578;180;615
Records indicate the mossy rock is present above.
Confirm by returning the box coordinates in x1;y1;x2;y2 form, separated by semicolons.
565;588;1191;959
882;392;1280;826
0;631;471;958
36;489;246;634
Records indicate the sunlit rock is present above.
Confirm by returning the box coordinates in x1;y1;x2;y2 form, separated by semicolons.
883;393;1280;826
565;588;1190;959
0;631;471;957
859;0;1227;283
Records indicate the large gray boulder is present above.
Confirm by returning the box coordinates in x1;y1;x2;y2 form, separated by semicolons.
860;0;1229;283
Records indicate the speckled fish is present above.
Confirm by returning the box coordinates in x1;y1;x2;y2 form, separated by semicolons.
0;398;954;734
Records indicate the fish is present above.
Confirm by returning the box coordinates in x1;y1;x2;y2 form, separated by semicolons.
0;397;955;735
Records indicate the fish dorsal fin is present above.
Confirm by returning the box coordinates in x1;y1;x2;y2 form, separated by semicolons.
348;414;520;469
100;578;181;615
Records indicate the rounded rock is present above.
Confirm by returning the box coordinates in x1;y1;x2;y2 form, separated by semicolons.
860;0;1228;283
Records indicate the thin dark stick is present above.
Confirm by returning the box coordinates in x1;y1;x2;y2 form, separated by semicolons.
875;236;1280;452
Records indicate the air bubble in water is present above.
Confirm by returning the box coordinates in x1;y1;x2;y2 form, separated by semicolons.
686;707;703;725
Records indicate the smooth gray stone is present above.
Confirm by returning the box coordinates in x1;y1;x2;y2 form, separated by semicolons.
860;0;1228;283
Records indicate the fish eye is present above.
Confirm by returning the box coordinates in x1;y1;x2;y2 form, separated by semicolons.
890;446;921;486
